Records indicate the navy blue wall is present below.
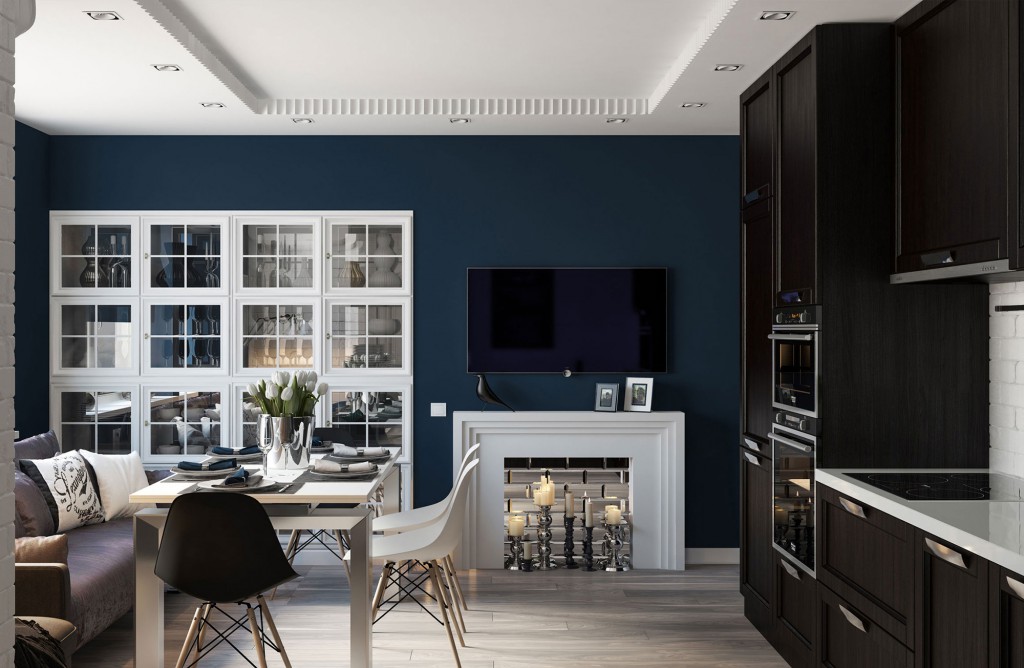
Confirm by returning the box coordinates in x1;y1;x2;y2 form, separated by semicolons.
18;127;740;548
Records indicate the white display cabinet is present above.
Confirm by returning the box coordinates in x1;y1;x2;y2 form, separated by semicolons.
141;386;227;463
324;214;411;295
50;385;137;455
143;298;229;375
235;299;320;375
142;215;229;296
325;384;411;465
50;298;139;376
51;215;140;295
235;216;320;294
324;298;411;375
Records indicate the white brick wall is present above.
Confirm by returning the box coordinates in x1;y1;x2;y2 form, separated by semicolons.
989;282;1024;478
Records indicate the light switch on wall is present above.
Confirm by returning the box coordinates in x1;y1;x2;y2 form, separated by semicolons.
430;403;447;417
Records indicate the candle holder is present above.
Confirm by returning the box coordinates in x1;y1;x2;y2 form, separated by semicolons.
563;515;578;569
505;535;525;571
582;526;596;572
603;522;630;572
536;504;558;570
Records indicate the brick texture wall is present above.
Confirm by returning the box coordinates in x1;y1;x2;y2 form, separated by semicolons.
989;283;1024;477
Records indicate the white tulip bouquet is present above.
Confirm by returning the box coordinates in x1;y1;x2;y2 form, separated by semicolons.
248;370;328;417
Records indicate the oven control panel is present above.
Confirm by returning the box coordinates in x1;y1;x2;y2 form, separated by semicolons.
775;410;821;436
774;305;821;327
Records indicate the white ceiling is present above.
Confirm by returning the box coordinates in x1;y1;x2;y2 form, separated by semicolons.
16;0;920;136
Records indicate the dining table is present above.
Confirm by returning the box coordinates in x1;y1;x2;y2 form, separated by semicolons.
128;453;401;668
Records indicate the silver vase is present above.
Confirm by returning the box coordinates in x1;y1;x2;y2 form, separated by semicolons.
258;414;314;474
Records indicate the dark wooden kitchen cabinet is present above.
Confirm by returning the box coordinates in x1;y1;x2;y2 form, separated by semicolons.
773;551;816;668
739;446;774;637
992;565;1024;667
894;0;1021;277
741;70;774;206
914;532;989;668
818;584;914;667
740;199;773;447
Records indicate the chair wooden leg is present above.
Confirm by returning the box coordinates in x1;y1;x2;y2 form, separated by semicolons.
445;554;469;611
440;558;467;635
174;605;204;668
245;604;269;668
335;530;352;579
192;602;212;665
428;562;462;668
370;562;392;623
257;594;293;668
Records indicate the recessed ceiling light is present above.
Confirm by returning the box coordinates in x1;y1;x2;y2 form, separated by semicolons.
200;102;225;108
760;11;794;21
292;118;314;124
606;118;628;124
449;118;471;124
714;64;743;72
681;102;707;108
84;10;122;20
152;64;181;72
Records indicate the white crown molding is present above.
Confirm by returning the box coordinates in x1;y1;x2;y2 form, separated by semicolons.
258;97;648;116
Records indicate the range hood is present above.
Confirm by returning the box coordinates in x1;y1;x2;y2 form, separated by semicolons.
891;259;1013;284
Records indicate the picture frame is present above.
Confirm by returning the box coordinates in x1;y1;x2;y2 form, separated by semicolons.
594;383;619;412
624;377;653;412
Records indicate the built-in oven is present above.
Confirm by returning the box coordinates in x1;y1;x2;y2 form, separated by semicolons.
771;416;816;576
770;306;820;418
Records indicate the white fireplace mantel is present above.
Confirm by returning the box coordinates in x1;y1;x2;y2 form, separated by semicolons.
452;411;685;570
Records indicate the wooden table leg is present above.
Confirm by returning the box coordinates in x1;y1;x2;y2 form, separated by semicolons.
135;514;165;668
349;510;373;667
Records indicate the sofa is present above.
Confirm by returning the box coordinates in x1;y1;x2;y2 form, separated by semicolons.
13;431;169;649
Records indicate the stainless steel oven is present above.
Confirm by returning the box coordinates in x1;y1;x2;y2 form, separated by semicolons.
770;306;820;418
771;418;816;576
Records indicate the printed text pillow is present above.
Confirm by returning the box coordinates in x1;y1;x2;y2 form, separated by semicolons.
19;451;105;532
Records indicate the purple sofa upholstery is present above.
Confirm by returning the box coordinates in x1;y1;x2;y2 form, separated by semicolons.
13;432;169;649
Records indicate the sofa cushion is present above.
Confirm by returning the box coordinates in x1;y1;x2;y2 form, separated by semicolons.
78;451;149;521
65;519;134;647
19;452;105;533
14;470;55;538
14;431;60;462
15;535;69;564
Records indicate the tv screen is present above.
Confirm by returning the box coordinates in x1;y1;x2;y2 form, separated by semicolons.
467;267;668;374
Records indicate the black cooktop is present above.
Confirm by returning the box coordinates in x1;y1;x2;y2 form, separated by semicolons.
846;472;1023;501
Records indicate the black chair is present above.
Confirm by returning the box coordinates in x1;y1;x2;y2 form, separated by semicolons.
155;493;297;668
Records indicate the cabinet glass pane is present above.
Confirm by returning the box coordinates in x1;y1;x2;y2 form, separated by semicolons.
241;304;314;369
149;304;223;370
59;224;132;289
331;225;367;256
58;390;133;453
239;389;262;448
148;390;221;457
278;258;314;288
331;259;367;288
366;227;403;288
329;390;404;449
150;224;222;289
329;303;403;369
241;224;314;289
329;223;404;289
59;304;133;370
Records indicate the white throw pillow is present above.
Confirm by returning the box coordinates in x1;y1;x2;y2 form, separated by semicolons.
19;451;105;532
78;451;151;521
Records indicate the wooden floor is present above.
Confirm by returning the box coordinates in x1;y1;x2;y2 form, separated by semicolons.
73;564;786;667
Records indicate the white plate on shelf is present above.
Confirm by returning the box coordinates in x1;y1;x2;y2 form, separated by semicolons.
170;465;241;477
197;478;278;493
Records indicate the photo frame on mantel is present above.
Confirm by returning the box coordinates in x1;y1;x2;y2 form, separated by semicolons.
624;377;653;412
594;383;619;412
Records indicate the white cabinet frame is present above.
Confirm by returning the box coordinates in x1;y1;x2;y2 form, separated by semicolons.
49;384;139;455
51;214;141;296
323;213;413;296
142;298;230;377
233;298;322;376
234;215;322;296
50;297;140;377
141;215;230;297
324;297;412;376
140;384;230;465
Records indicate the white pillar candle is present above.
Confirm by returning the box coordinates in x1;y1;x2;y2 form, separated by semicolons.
508;515;525;537
584;499;594;527
605;506;622;525
564;491;574;518
523;539;533;560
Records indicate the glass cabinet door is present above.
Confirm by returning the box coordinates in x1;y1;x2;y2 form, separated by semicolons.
143;216;228;294
52;216;138;294
52;299;137;375
325;299;409;374
326;216;409;293
237;301;318;372
144;300;227;374
327;388;407;462
143;388;223;460
237;217;318;292
54;388;134;454
235;384;265;449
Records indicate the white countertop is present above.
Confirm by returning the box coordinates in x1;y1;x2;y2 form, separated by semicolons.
817;468;1024;576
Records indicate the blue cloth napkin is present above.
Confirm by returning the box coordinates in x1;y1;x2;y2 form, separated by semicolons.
210;445;260;456
311;436;323;447
222;468;251;486
177;458;236;471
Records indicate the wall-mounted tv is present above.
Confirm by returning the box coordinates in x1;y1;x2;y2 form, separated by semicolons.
467;267;668;374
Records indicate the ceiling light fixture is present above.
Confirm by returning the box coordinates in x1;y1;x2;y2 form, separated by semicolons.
760;11;794;21
292;118;314;124
680;102;707;108
449;118;471;124
606;118;628;124
85;11;122;20
200;102;225;108
152;64;181;72
714;64;743;72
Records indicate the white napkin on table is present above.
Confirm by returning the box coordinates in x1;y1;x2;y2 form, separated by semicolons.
314;459;376;474
332;444;389;458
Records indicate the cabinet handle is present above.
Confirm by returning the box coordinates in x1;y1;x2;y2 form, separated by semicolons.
768;433;812;453
924;537;968;570
838;497;867;519
838;604;868;633
780;558;801;581
325;252;332;259
325;333;332;340
743;438;760;452
144;420;149;427
144;252;150;259
1007;576;1024;600
144;333;150;339
767;333;813;342
743;452;760;466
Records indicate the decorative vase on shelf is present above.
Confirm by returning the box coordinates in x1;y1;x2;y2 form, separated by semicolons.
368;231;401;287
79;229;98;287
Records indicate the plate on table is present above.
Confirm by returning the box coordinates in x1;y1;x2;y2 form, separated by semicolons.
170;465;241;478
206;452;263;462
197;478;279;493
328;453;391;464
306;468;380;480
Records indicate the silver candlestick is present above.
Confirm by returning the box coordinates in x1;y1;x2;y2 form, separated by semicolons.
506;535;525;571
536;505;557;570
604;523;630;572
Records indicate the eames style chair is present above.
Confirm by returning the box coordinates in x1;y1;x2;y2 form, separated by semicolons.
155;493;297;668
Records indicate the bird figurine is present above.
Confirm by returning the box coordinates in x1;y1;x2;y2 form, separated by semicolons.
476;374;515;411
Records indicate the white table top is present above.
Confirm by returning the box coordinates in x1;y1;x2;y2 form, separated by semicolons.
130;455;397;505
818;468;1024;576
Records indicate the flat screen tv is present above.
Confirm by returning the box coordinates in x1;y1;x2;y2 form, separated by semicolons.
467;267;668;374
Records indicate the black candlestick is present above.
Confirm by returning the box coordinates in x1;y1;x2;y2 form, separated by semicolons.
582;526;595;571
563;516;579;569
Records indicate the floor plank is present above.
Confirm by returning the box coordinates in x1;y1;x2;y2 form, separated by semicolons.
71;564;786;667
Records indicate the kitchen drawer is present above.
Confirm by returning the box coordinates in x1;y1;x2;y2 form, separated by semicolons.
819;584;913;667
774;551;815;668
817;484;915;647
992;565;1024;667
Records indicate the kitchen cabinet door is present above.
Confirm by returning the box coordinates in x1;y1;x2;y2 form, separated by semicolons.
739;446;773;637
993;566;1024;667
774;551;815;668
741;199;773;447
914;532;989;668
741;70;774;206
818;584;914;668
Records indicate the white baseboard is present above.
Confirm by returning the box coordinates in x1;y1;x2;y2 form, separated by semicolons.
685;548;739;565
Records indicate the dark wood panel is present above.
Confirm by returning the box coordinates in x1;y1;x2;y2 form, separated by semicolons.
741;200;774;446
741;70;775;204
915;531;989;668
818;584;914;668
774;552;815;668
990;565;1024;668
740;446;774;639
896;0;1011;268
775;36;817;304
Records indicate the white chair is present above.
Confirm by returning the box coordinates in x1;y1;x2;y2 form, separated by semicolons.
362;459;480;668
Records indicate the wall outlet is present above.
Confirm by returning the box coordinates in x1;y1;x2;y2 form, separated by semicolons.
430;403;447;417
